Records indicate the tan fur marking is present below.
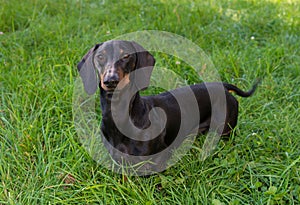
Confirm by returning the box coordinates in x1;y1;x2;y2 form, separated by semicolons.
117;73;130;90
100;73;109;91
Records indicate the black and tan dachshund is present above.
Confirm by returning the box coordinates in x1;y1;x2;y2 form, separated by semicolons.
77;40;259;167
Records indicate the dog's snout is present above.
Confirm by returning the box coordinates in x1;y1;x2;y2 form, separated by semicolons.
103;80;119;88
103;75;119;89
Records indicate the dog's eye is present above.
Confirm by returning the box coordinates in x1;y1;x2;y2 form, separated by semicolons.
97;54;105;61
122;54;130;60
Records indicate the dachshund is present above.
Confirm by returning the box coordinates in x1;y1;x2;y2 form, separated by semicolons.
77;40;259;173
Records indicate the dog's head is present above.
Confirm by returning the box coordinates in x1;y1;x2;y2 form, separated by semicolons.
77;40;155;95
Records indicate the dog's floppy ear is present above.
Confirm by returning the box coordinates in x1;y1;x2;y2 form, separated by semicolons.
77;44;102;95
130;41;155;90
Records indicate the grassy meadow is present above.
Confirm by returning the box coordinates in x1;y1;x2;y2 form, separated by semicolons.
0;0;299;204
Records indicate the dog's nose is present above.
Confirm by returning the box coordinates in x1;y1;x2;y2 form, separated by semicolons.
103;76;119;89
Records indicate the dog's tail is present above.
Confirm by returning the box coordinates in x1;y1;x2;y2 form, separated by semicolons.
223;79;261;97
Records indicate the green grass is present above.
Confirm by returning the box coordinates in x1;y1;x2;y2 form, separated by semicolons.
0;0;299;204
